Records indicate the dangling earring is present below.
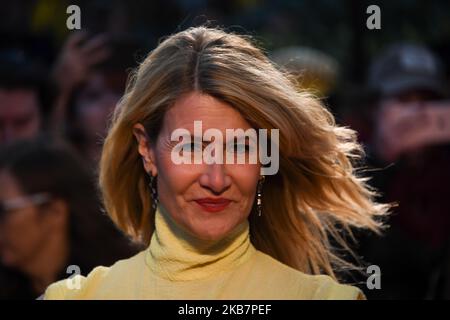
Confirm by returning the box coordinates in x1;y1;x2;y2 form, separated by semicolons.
149;174;158;211
256;175;265;216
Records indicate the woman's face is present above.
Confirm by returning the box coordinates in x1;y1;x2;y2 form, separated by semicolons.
134;92;261;241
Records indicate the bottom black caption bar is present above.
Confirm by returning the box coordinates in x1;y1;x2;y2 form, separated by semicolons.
6;299;440;319
177;302;272;318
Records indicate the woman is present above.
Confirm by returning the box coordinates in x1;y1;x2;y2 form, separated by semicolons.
44;26;390;299
0;137;138;299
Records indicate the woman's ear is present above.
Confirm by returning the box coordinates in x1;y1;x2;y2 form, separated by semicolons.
132;123;158;176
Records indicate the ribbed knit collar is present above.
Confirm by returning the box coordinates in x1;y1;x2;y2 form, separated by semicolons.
145;205;256;281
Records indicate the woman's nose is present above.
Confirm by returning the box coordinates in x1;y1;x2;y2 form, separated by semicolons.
198;164;232;194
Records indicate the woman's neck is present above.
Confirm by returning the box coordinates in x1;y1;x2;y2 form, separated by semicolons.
146;205;256;281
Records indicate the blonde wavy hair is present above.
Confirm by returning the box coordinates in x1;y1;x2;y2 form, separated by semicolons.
99;26;391;279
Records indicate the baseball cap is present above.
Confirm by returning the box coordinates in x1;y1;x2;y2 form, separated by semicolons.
368;43;445;97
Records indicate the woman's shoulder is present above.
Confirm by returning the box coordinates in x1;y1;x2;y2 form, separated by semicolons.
44;250;147;300
248;250;365;300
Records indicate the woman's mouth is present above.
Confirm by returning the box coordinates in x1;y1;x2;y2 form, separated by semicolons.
194;198;232;213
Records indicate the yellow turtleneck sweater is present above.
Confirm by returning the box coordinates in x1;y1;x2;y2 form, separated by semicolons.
44;206;365;300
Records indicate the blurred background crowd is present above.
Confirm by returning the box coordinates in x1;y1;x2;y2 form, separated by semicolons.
0;0;449;299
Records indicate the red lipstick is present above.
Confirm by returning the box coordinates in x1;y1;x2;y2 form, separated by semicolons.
194;198;231;213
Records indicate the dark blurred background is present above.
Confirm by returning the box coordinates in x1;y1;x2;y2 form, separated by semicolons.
0;0;449;300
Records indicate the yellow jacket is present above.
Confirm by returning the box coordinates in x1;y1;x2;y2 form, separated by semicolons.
44;206;365;300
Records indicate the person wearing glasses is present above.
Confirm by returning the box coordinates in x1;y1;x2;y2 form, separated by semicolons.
44;27;391;300
0;137;138;299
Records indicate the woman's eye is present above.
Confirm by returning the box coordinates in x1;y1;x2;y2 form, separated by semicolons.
180;142;253;154
182;142;203;152
238;144;250;153
228;144;251;154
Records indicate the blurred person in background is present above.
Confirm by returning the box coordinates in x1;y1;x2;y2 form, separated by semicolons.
270;46;339;99
0;49;53;146
354;43;450;299
51;32;142;169
0;137;139;299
